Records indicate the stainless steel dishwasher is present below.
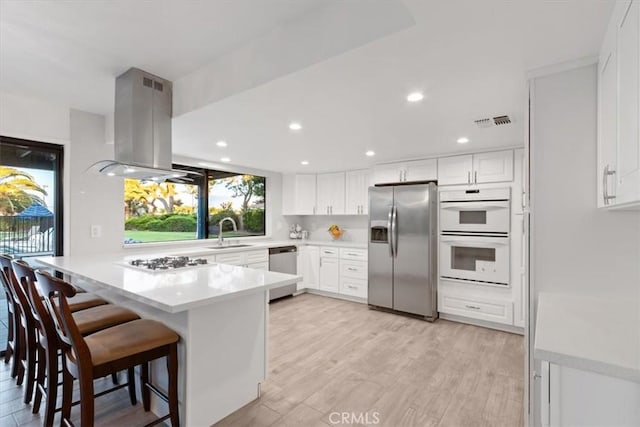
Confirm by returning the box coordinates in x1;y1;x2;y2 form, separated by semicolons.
268;246;297;301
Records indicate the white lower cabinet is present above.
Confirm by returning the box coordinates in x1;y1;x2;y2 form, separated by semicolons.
297;246;319;290
339;278;367;298
540;361;640;427
301;245;368;299
438;280;514;325
214;249;269;269
319;256;340;292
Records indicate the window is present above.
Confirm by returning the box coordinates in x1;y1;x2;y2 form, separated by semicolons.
208;174;265;239
123;166;266;244
0;136;64;256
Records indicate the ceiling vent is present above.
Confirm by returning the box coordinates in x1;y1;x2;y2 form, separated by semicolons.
474;115;513;128
474;118;493;128
493;115;511;126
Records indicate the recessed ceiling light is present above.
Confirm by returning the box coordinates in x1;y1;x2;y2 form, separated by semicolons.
220;157;231;163
107;172;115;177
289;122;302;131
124;167;135;173
457;137;470;144
406;92;424;102
301;160;309;165
216;140;227;147
365;150;376;157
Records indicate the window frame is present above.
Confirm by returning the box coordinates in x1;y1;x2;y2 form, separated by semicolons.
0;135;65;256
123;164;267;245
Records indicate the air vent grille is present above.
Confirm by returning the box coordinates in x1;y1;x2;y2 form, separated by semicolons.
493;115;511;126
474;115;513;128
143;77;153;88
474;118;493;128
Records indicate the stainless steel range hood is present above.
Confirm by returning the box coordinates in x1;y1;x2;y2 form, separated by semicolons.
92;67;187;181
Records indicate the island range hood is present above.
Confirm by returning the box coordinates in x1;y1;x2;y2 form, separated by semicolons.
92;67;188;181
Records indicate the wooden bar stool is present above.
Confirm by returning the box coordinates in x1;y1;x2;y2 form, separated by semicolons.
12;260;141;427
0;255;108;405
0;267;20;380
36;270;180;427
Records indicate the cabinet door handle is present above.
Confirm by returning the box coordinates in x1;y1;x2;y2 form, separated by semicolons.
467;171;471;184
603;164;616;205
347;267;358;271
347;253;358;256
465;304;481;310
474;171;477;184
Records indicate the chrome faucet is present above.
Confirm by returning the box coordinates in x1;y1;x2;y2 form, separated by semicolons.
218;217;237;246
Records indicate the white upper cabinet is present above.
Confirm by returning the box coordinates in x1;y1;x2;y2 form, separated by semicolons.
404;159;438;182
616;0;640;205
473;150;514;183
345;170;370;215
282;174;316;215
437;155;473;185
372;163;405;184
598;18;619;207
316;172;345;215
438;150;513;186
597;0;640;209
373;159;436;184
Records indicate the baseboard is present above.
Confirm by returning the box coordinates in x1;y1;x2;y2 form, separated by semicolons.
303;288;367;304
439;312;525;335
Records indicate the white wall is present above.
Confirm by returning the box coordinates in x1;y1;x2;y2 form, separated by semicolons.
530;64;640;424
297;215;368;243
531;64;640;300
68;109;124;255
0;92;70;144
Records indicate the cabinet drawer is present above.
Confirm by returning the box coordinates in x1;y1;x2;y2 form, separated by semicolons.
246;250;268;264
439;294;513;325
215;253;244;266
339;248;367;261
340;260;367;279
247;261;269;271
320;247;339;258
340;278;367;298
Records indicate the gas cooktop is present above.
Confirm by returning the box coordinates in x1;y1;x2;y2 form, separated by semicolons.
124;256;208;272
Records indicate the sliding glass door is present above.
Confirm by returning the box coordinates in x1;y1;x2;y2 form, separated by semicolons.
0;136;64;257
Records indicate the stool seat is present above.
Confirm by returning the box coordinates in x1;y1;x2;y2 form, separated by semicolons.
73;305;140;336
78;319;179;367
66;293;107;312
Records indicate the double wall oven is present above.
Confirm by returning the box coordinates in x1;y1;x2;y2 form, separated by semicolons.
439;188;511;287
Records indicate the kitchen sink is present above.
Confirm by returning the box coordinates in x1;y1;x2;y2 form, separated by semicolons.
207;244;253;249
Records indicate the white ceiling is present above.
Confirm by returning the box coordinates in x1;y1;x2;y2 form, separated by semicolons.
1;0;615;173
0;0;327;113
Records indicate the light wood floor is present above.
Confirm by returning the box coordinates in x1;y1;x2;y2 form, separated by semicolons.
0;294;524;427
215;293;525;427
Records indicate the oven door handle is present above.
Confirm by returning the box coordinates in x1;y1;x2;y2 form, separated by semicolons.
440;237;509;247
440;201;509;210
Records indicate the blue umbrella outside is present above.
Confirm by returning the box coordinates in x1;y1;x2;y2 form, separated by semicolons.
16;203;53;217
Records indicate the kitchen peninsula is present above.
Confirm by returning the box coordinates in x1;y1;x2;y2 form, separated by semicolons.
35;253;301;426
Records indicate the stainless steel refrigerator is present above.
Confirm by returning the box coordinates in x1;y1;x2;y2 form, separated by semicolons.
368;183;438;320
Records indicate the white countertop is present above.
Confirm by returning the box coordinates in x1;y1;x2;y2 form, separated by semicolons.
124;239;367;258
35;255;301;314
534;292;640;382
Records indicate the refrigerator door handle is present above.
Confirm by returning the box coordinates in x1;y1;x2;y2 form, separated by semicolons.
387;205;394;257
391;205;398;258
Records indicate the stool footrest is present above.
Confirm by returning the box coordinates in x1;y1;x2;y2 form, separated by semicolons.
143;413;170;427
144;382;169;403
